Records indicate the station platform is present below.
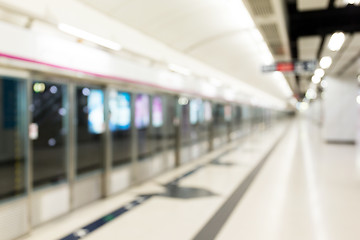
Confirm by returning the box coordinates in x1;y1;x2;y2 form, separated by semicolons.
18;118;360;240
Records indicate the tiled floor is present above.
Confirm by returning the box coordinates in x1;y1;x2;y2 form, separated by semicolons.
19;117;360;240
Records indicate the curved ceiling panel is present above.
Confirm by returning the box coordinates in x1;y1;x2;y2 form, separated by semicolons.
78;0;291;99
80;0;254;51
188;31;286;96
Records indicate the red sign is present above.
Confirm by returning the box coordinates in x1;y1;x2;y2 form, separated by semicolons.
276;62;294;72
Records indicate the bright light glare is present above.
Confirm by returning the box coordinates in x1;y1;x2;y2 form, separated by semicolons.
320;56;332;69
58;23;122;51
344;0;360;5
82;88;90;96
168;64;191;76
50;86;58;94
33;83;45;93
178;97;189;105
328;32;345;51
297;102;309;111
314;68;325;78
312;75;321;84
357;96;360;104
306;88;317;99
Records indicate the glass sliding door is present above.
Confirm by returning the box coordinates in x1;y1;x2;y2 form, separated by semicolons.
135;93;152;160
31;81;68;187
109;90;132;166
0;77;26;200
76;86;104;175
163;95;176;152
151;95;164;153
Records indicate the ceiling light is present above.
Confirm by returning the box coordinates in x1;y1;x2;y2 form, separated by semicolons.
312;75;321;84
357;96;360;105
296;102;309;111
168;64;191;76
58;23;122;51
314;68;325;78
328;32;345;51
344;0;360;5
320;56;332;69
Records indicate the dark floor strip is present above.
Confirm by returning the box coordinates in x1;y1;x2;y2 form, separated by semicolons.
192;128;288;240
58;145;239;240
59;195;152;240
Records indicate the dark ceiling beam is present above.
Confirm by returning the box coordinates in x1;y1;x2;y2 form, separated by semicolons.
285;2;360;99
289;6;360;39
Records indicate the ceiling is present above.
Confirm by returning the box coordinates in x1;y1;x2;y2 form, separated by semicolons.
77;0;360;100
77;0;293;99
288;0;360;97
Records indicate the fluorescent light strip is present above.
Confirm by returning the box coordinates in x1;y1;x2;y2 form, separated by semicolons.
319;56;332;69
58;23;122;51
328;32;345;51
168;64;191;76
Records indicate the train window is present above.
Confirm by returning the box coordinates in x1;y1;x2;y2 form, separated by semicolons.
0;77;26;200
152;96;163;128
109;90;132;166
32;81;68;188
135;93;152;160
76;86;104;175
151;96;164;152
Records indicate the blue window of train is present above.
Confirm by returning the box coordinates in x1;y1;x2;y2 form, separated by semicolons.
76;86;104;175
109;90;132;166
0;77;26;200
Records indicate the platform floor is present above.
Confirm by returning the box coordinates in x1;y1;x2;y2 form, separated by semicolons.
18;118;360;240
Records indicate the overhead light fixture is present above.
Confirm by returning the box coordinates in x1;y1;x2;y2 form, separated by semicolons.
320;56;332;69
312;75;321;84
344;0;360;5
58;23;122;51
296;101;309;111
168;64;191;76
314;68;325;78
328;32;345;51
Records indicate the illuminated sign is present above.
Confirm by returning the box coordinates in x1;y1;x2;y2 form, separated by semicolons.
262;60;316;73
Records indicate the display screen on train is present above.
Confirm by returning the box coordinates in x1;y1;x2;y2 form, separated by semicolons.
198;99;204;123
190;99;200;124
88;89;105;134
204;101;212;122
109;91;131;131
135;94;150;129
152;96;163;128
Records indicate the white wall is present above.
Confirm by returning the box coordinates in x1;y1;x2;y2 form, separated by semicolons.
322;76;358;142
305;99;322;125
